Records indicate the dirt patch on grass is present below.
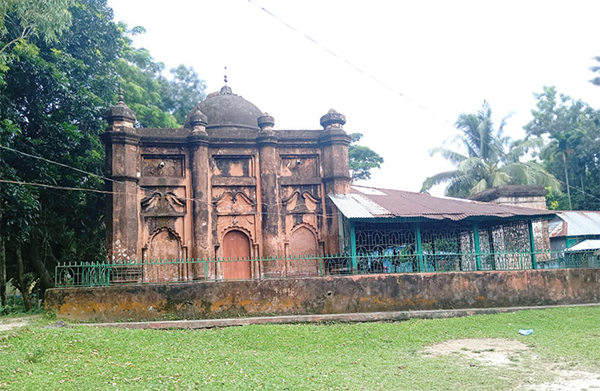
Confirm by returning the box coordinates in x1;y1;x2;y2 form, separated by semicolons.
424;338;600;390
425;338;528;366
0;316;40;332
527;368;600;390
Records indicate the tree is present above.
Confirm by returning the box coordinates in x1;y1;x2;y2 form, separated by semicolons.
0;0;72;63
348;133;384;182
0;0;208;308
422;101;560;198
590;56;600;87
0;0;122;307
524;87;600;210
115;26;206;128
162;64;207;124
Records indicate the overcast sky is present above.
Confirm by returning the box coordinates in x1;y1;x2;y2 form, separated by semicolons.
107;0;600;195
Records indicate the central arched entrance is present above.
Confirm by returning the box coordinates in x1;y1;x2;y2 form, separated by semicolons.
222;230;251;279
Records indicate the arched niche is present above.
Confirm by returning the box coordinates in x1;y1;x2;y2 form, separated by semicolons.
143;228;185;282
288;225;319;276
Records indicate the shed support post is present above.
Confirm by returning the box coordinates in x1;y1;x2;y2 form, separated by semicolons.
473;221;482;271
350;220;357;274
414;222;425;272
528;220;537;269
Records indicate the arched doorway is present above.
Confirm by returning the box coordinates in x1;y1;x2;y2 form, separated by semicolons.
288;226;319;276
222;230;251;279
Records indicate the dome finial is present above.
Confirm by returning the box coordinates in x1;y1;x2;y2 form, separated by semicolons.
220;65;233;94
118;86;124;104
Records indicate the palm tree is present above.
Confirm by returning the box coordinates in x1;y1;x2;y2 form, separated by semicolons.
421;101;560;198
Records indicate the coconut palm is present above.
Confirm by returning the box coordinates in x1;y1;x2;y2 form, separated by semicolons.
421;101;560;198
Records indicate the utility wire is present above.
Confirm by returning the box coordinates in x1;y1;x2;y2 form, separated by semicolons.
0;179;126;195
4;142;600;213
246;1;600;206
246;0;457;130
0;145;344;217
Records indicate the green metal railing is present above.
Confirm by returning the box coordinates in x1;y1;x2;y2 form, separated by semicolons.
55;249;600;287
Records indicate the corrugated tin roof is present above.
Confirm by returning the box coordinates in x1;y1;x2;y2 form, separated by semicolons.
329;186;555;222
564;239;600;251
328;194;393;218
549;211;600;237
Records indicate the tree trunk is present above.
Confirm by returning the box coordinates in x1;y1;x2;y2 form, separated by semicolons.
563;151;572;210
28;239;54;295
0;236;6;307
15;245;32;311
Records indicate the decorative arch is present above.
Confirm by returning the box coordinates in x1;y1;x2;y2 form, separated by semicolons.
213;190;255;206
143;227;183;253
213;191;255;214
219;224;254;244
289;222;320;242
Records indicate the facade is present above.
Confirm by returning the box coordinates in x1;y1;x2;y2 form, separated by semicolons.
101;86;351;280
101;87;556;283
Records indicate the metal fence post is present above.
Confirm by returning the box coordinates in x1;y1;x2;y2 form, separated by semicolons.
528;220;537;269
350;220;358;274
414;222;425;272
473;221;482;271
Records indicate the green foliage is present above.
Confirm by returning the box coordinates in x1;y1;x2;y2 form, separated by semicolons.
0;0;207;299
524;86;600;210
0;0;72;62
1;306;599;389
590;55;600;86
164;64;207;124
422;101;560;198
348;133;384;181
545;186;560;210
116;24;206;128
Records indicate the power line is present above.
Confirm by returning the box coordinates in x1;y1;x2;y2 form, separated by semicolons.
0;146;344;217
0;179;126;195
4;139;600;214
246;0;457;130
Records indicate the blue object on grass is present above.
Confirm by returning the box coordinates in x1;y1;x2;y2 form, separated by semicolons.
518;329;534;336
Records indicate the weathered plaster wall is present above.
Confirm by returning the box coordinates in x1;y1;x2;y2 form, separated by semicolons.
45;269;600;322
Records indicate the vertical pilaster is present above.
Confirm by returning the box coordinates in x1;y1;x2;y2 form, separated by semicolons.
319;109;351;254
101;94;139;261
188;108;211;266
257;113;281;259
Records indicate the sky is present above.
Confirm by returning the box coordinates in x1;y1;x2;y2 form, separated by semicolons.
107;0;600;195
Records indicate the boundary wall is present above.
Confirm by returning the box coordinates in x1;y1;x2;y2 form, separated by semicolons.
45;269;600;322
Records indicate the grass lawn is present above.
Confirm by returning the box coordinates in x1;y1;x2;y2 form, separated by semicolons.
1;306;599;390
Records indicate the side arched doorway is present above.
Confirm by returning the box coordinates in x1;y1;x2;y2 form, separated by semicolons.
288;226;319;276
222;230;251;279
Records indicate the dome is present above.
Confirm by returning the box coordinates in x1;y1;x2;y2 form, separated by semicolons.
183;86;263;130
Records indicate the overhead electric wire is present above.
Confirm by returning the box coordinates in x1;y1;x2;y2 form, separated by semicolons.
0;179;126;195
246;0;457;130
246;1;600;206
4;141;600;213
0;145;344;218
